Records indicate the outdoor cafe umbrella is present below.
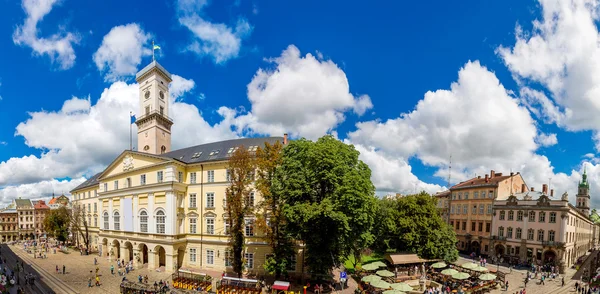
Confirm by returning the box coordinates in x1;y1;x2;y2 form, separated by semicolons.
431;262;447;269
451;272;471;280
460;262;478;270
362;275;382;283
441;269;459;276
371;280;392;289
473;266;489;272
370;261;388;268
376;270;395;277
362;263;380;271
391;283;414;292
478;273;497;281
383;290;405;294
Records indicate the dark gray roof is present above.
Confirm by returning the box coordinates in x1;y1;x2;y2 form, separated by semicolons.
71;172;103;192
161;137;285;164
136;61;171;80
70;137;285;192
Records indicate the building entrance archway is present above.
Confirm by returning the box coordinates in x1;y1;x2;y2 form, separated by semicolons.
177;248;185;269
494;244;505;257
155;245;166;268
543;250;557;264
471;241;481;256
112;240;120;259
138;244;148;265
124;242;133;262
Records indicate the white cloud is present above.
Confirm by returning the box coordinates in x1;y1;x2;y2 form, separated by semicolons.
13;0;79;70
170;74;196;102
0;142;6;146
536;132;558;147
0;75;236;187
176;0;252;64
231;45;373;140
0;178;84;206
498;0;600;134
93;23;151;82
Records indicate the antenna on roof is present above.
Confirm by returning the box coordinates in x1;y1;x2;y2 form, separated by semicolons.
447;155;452;189
510;168;513;195
549;177;552;195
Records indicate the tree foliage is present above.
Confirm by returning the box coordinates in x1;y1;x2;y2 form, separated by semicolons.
373;192;458;262
226;146;256;277
255;141;296;278
276;135;377;277
43;207;71;242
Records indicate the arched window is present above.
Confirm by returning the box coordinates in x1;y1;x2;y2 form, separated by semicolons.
103;212;109;230
507;227;513;239
498;227;504;237
139;210;148;233
516;228;522;239
156;210;166;234
508;210;514;220
537;229;544;241
161;146;166;154
113;211;120;231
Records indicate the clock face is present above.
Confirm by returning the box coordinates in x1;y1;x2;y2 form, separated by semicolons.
145;91;150;99
159;91;165;99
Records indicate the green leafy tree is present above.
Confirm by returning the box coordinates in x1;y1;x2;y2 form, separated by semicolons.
255;141;296;278
43;206;71;242
373;192;458;262
276;135;377;277
226;146;256;278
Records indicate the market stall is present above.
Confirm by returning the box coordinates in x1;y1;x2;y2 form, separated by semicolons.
171;269;212;291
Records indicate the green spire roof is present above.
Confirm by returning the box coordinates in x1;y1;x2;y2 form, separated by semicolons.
580;165;590;188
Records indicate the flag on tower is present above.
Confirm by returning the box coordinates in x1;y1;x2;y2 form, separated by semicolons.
153;44;161;50
130;112;136;124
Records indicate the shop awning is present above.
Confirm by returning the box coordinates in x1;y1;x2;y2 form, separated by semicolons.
272;281;290;291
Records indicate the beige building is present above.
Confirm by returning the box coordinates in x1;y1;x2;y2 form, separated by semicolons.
0;209;18;243
435;191;450;223
448;171;527;256
33;200;50;240
71;61;298;275
15;199;34;240
491;177;594;273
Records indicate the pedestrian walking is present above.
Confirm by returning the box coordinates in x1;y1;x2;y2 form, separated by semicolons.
110;265;114;275
62;265;65;274
505;280;509;291
95;276;101;286
55;265;58;274
88;277;92;288
562;276;565;287
94;257;97;265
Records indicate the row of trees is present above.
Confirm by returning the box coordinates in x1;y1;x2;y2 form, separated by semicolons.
226;135;459;279
43;205;91;248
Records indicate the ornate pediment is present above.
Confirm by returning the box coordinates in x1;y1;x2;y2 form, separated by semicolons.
123;154;134;172
186;212;199;218
507;195;518;205
203;211;217;217
523;194;533;201
561;192;569;201
537;195;551;206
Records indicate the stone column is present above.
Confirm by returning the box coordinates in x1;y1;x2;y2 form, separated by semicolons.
108;199;114;230
133;246;141;269
148;193;155;234
166;253;177;272
148;248;156;270
166;191;176;235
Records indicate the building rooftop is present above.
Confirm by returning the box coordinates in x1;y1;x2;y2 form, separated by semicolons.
451;171;518;190
14;199;32;208
71;136;285;193
135;61;172;81
34;200;50;209
0;209;17;214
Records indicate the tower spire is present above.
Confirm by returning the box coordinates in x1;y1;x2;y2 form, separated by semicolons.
447;155;452;189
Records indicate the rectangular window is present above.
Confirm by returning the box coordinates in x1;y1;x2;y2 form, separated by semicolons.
507;227;513;239
206;192;215;208
478;222;483;232
452;193;456;200
245;219;254;236
499;211;505;220
462;222;466;231
472;205;477;214
206;218;214;235
245;253;254;269
450;205;455;214
95;190;98;197
114;180;118;190
479;204;484;214
462;204;467;214
515;247;520;256
486;223;490;233
287;255;297;271
140;174;146;185
548;212;556;223
189;194;197;208
537;230;544;241
157;171;163;183
471;222;476;231
539;212;546;223
226;170;231;182
225;251;232;267
474;191;479;199
190;218;197;234
458;192;462;199
516;228;522;239
190;248;196;262
456;205;460;215
464;192;469;199
528;230;534;240
145;106;150;115
159;106;164;115
246;192;255;207
529;212;535;222
499;227;504;237
178;171;183;183
450;221;454;227
190;172;197;184
207;170;214;183
488;190;494;198
126;178;131;188
224;218;231;235
517;211;523;221
103;183;108;192
549;231;555;241
207;250;214;265
94;217;97;227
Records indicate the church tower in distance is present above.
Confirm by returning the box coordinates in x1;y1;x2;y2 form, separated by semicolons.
576;165;591;216
135;61;173;155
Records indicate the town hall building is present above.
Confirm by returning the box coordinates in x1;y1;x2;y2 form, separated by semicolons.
70;61;293;275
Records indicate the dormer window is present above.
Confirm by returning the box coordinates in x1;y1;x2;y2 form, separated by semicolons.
227;147;239;154
209;150;220;156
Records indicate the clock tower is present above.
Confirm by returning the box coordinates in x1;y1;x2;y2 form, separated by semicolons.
576;165;591;216
134;61;173;155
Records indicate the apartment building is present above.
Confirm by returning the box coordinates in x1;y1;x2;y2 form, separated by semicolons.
449;170;527;256
0;209;18;243
15;199;34;240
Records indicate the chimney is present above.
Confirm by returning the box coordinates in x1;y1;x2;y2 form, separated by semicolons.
490;170;496;178
542;184;548;194
283;133;288;145
496;173;503;177
531;187;535;192
521;184;526;193
485;174;489;183
510;172;514;176
477;176;481;179
550;189;554;197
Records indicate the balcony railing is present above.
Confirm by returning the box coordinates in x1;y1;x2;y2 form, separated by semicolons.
542;241;565;247
492;235;507;241
136;110;173;123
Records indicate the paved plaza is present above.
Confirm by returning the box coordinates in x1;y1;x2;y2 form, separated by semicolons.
8;244;174;294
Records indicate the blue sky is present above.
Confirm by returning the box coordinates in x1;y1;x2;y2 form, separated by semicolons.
1;0;600;207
